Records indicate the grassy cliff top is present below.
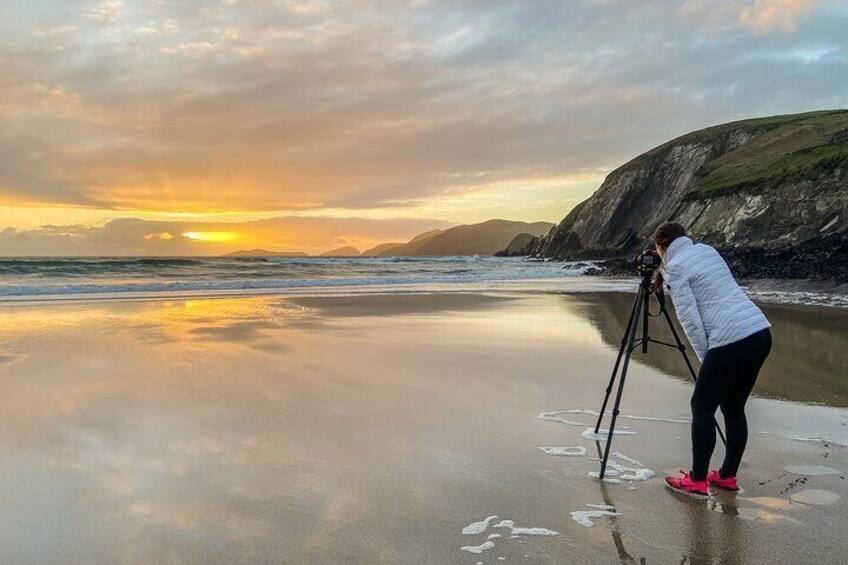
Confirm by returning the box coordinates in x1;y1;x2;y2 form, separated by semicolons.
694;109;848;196
621;109;848;197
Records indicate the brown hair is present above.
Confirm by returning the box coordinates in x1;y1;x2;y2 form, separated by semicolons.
651;222;688;291
653;222;687;250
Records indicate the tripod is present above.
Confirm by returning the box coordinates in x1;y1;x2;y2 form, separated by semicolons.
594;273;726;480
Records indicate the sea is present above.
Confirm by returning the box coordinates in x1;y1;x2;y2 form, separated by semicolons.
1;256;845;307
0;256;609;301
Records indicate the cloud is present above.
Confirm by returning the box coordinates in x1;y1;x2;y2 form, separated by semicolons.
0;216;453;255
679;0;746;30
0;0;846;231
739;0;820;34
87;0;127;24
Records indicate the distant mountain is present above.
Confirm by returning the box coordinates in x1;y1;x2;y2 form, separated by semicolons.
320;246;361;257
378;220;553;256
370;229;440;256
407;229;444;245
361;242;405;256
225;248;309;257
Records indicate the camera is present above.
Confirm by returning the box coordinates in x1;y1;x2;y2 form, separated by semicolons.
634;248;661;277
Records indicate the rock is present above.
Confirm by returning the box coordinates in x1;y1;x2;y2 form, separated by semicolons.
494;233;540;256
534;110;848;282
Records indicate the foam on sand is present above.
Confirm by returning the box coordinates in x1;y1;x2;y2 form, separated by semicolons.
619;467;655;481
463;515;498;535
539;409;688;426
460;516;559;555
537;412;585;426
587;453;655;485
461;541;496;554
510;526;560;537
587;471;622;484
612;452;644;467
570;504;622;527
493;519;560;536
538;446;587;457
582;427;638;440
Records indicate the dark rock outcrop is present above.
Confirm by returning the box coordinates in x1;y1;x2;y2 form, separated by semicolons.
534;110;848;281
495;233;540;256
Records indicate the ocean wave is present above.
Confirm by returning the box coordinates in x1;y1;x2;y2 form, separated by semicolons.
0;257;595;298
0;257;207;275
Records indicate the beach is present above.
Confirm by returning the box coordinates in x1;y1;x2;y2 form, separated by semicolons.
0;290;846;564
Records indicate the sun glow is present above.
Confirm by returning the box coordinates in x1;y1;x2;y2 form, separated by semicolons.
182;231;241;243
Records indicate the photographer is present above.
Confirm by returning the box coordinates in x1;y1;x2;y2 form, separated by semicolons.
653;222;772;497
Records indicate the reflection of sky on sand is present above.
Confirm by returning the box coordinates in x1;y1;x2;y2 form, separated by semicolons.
0;294;846;563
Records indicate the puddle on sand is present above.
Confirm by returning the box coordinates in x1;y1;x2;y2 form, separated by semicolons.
743;497;794;511
789;489;841;505
784;464;841;476
736;508;799;523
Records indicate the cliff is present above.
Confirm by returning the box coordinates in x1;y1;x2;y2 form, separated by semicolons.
533;110;848;281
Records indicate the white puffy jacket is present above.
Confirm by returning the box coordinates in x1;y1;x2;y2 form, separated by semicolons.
662;236;770;362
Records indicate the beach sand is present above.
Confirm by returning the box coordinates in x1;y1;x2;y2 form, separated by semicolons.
0;292;845;564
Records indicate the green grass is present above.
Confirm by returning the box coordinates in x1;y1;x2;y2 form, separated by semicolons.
691;110;848;196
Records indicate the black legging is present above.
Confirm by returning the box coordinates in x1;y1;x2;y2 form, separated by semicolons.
690;328;772;481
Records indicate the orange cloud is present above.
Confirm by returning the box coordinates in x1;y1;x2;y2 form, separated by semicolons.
739;0;819;34
0;216;453;256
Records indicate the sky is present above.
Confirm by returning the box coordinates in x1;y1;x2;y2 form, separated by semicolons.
1;0;847;255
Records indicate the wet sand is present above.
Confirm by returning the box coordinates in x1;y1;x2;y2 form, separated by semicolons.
0;292;845;564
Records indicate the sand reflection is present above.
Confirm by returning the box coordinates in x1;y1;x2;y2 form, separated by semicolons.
561;293;848;407
0;293;845;564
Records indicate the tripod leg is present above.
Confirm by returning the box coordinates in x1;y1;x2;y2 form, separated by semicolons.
660;306;727;446
641;288;650;354
599;286;645;480
595;292;641;434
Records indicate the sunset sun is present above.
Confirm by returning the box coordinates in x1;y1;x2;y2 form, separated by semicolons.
182;231;241;243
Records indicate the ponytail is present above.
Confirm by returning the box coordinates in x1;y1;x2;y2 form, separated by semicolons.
651;222;688;292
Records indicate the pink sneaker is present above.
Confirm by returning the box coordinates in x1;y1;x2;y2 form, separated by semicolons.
665;470;709;498
707;469;739;491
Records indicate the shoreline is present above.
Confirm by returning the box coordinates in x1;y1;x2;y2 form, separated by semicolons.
1;275;846;309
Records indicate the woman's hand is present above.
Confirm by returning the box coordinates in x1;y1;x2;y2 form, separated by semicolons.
650;271;664;294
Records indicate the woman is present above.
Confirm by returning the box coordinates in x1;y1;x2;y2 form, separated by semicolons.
653;222;772;497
